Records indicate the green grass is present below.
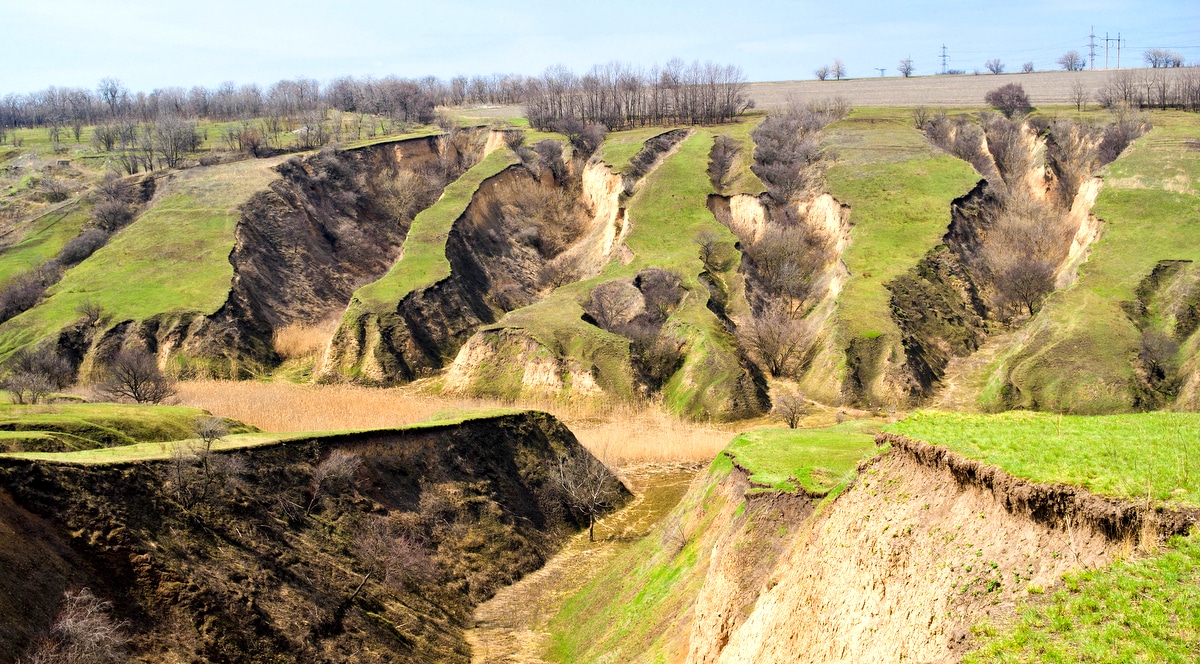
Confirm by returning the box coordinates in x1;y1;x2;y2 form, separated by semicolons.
545;453;734;662
594;127;680;175
488;127;757;417
965;533;1200;663
803;107;979;402
0;157;285;358
544;420;882;661
1;406;526;464
724;420;881;493
887;410;1200;506
353;147;519;311
0;202;89;284
0;402;254;453
983;110;1200;413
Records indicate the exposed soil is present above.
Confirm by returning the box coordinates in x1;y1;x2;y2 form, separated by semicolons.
466;463;701;663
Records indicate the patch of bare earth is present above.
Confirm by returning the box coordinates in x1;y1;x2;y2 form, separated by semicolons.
467;463;702;663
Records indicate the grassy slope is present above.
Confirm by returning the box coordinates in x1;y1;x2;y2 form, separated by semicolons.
888;409;1200;662
966;533;1200;663
0;203;89;285
808;108;979;399
981;111;1200;413
544;423;882;662
2;406;523;464
725;420;879;492
0;402;254;453
887;410;1200;506
352;147;519;311
492;127;754;416
0;158;285;357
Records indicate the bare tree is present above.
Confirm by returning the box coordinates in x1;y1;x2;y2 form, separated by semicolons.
985;59;1006;75
1144;48;1184;68
696;230;735;273
814;65;830;81
585;280;643;332
555;448;624;542
707;135;741;192
20;588;127;664
1;347;72;405
352;515;436;598
1057;51;1086;71
911;105;931;130
307;449;362;515
897;58;915;78
832;59;847;81
1022;62;1035;74
995;259;1056;317
1070;81;1090;112
738;307;810;377
985;83;1032;118
95;347;176;404
772;390;809;428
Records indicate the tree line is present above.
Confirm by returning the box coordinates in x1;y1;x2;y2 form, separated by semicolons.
524;59;752;130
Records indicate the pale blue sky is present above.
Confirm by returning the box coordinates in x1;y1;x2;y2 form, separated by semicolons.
1;0;1196;93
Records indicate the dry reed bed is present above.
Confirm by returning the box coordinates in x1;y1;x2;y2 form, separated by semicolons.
174;381;734;464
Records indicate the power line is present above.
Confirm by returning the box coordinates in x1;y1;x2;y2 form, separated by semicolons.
1089;27;1097;70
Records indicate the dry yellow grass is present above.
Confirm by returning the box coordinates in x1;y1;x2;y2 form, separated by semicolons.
174;381;735;464
272;318;340;359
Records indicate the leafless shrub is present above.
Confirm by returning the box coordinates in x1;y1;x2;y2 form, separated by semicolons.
738;307;810;378
0;271;51;324
555;118;607;156
696;230;736;273
1070;80;1090;112
194;416;229;449
94;347;176;404
743;224;831;314
166;443;246;511
984;83;1032;118
985;59;1006;75
751;100;846;203
772;389;809;428
1;346;72;404
708;135;741;192
498;178;584;258
503;129;526;151
40;177;69;203
634;268;683;322
660;515;687;556
20;588;127;664
307;449;362;515
57;230;109;266
532;139;567;181
585;280;644;332
814;65;830;81
1098;104;1150;165
1021;62;1035;74
911;106;931;130
354;515;437;594
538;256;580;289
555;447;624;541
994;258;1057;318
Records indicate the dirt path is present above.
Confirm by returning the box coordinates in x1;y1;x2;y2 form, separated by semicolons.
467;463;701;663
931;331;1017;411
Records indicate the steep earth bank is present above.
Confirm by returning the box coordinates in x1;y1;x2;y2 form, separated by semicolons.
53;130;491;379
555;430;1195;663
0;411;624;663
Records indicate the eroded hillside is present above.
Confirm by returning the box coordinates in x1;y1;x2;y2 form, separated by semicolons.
538;415;1199;663
0;410;622;663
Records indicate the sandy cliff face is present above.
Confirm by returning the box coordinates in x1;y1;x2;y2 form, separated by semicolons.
661;435;1193;664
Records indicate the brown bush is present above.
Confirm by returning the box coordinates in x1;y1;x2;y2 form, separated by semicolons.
984;83;1032;118
708;135;741;191
94;347;177;404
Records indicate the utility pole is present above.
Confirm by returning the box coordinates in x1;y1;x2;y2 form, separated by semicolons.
940;44;949;74
1102;32;1126;69
1088;27;1097;70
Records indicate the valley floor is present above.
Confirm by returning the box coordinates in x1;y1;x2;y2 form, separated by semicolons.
467;463;701;663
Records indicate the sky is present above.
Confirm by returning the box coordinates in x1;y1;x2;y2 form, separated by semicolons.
1;0;1197;93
